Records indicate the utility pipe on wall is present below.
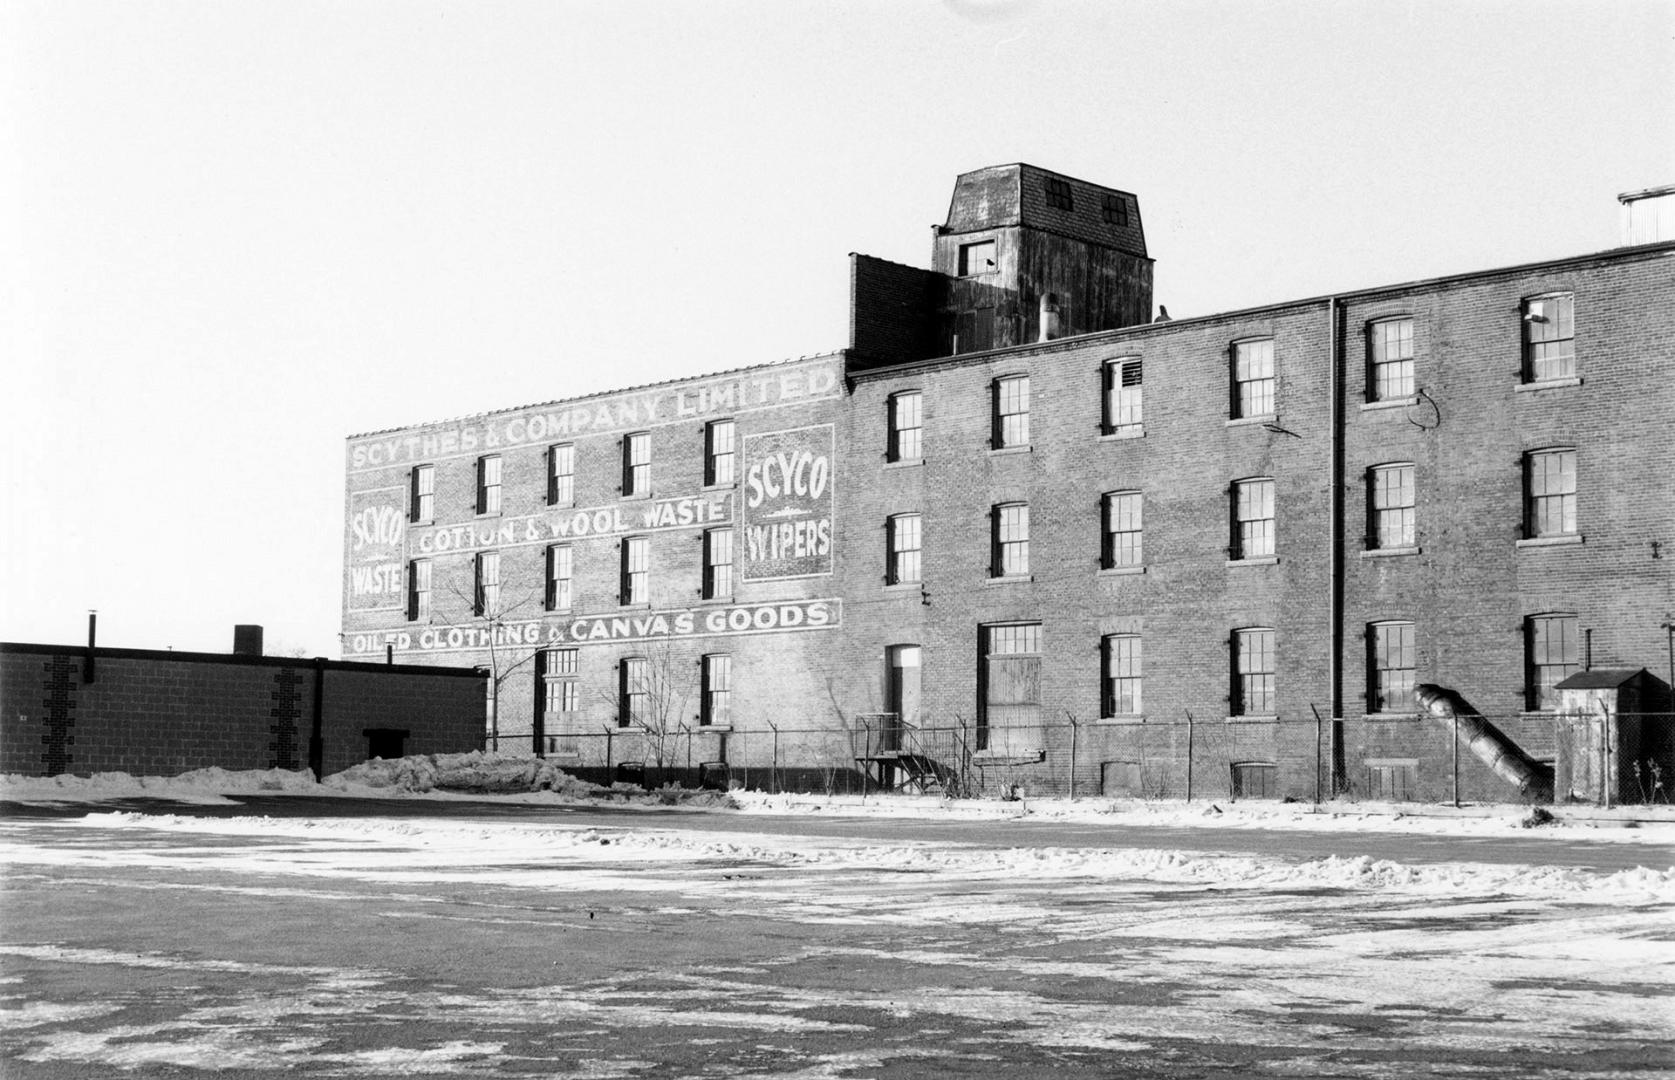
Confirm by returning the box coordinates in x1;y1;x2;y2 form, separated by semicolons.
1326;297;1344;793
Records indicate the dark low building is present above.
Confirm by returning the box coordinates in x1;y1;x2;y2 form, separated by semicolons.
341;164;1675;803
0;625;486;779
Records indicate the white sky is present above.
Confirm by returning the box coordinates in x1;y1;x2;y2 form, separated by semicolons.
2;0;1671;656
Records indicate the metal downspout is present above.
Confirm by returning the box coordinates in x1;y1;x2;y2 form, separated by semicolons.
1327;297;1344;794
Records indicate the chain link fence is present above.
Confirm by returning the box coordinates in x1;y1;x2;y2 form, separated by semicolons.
518;708;1674;807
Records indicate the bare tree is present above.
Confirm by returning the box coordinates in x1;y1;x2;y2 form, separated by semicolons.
599;639;696;773
435;567;546;753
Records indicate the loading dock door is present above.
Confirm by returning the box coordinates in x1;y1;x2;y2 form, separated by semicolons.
887;645;922;753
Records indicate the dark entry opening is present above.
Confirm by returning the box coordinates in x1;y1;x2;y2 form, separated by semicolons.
363;728;410;761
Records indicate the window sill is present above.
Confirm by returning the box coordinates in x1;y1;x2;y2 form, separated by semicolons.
617;601;653;610
989;445;1033;456
1516;534;1584;549
1097;715;1148;726
619;492;651;502
985;574;1034;586
1226;556;1279;567
1517;376;1582;393
545;606;574;616
1360;546;1421;559
883;458;924;470
547;501;575;511
1226;715;1279;724
701;482;736;493
1098;427;1145;442
695;724;734;733
1226;414;1277;428
972;748;1046;765
1098;565;1146;577
1360;396;1418;412
882;582;922;594
695;595;734;605
1363;713;1421;723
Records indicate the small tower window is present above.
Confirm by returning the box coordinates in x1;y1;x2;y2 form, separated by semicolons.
1044;176;1074;211
1102;193;1128;226
958;240;996;276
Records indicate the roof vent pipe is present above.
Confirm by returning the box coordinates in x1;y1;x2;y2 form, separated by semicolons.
1038;293;1061;342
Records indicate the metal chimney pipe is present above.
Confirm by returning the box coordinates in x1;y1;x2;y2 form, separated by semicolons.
84;610;97;683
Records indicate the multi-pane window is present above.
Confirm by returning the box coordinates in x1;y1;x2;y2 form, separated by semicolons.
476;455;502;515
1527;614;1580;710
1525;449;1577;538
888;391;923;462
989;623;1041;655
1043;175;1074;210
703;528;733;600
1102;357;1142;433
622;432;650;497
619;657;649;728
410;464;435;523
621;536;649;605
1367;761;1416;801
1102;491;1143;569
701;654;732;727
958;240;995;276
1369;622;1417;713
1101;193;1128;226
1233;628;1277;716
1369;318;1415;401
992;503;1030;577
474;551;500;616
1369;464;1416;549
993;375;1030;449
1102;634;1143;716
705;420;736;487
545;544;573;611
1232;338;1276;418
548;444;574;506
1232;478;1276;559
407;558;431;621
542;648;580;718
887;513;922;585
1523;294;1575;382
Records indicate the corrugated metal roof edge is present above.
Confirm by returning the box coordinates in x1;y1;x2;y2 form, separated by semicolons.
848;240;1675;382
345;351;846;441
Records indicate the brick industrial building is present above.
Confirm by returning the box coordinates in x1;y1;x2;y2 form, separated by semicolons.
342;165;1675;804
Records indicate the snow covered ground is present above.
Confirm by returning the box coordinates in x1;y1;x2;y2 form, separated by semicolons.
3;755;1673;1077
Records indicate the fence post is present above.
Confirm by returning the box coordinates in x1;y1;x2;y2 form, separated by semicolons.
1306;703;1319;803
768;720;780;794
604;725;614;780
1601;703;1612;810
1184;711;1194;803
1452;711;1459;808
1066;711;1078;800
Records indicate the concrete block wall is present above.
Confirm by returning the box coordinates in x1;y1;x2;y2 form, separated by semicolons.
0;644;485;779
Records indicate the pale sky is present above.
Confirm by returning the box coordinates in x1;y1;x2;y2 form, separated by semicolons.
3;0;1671;656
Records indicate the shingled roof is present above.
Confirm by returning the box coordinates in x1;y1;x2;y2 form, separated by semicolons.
940;163;1148;259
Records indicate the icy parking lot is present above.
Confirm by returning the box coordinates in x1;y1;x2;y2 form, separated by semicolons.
2;769;1673;1078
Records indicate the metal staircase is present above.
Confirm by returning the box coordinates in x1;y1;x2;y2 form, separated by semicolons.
853;713;966;796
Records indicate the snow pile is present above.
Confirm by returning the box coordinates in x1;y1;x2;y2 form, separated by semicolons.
321;751;598;795
0;767;320;805
1;753;738;810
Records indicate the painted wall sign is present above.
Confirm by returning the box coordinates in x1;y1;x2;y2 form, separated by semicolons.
346;488;406;612
347;357;841;472
409;493;731;556
740;424;835;581
344;599;842;656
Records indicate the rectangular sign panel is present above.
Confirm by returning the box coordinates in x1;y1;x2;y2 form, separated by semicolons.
344;599;842;656
740;424;835;581
345;487;407;612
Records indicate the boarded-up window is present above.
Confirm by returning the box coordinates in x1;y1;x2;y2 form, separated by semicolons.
981;623;1042;753
1231;762;1277;799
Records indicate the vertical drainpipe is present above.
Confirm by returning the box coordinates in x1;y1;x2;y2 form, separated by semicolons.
309;657;326;779
1327;297;1345;793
